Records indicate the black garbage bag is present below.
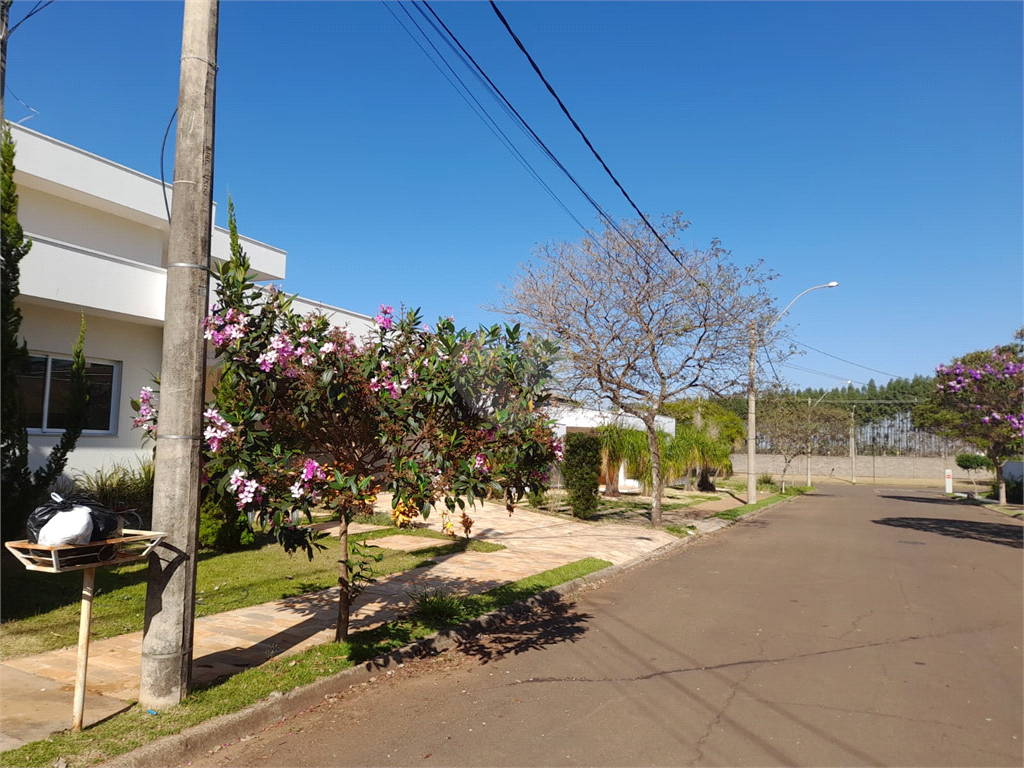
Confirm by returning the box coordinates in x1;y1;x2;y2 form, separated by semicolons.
27;493;126;544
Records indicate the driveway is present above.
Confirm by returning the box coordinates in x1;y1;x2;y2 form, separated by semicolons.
181;484;1023;767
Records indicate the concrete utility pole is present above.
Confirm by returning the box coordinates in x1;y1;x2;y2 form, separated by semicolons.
747;326;757;504
140;0;219;711
850;404;857;484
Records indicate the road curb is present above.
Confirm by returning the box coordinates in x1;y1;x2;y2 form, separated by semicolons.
100;535;698;768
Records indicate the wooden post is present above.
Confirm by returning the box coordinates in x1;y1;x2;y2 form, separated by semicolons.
71;567;96;732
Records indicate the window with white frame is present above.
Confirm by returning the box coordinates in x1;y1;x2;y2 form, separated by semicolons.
17;353;121;434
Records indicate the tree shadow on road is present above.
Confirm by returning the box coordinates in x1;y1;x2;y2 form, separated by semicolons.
872;516;1023;548
878;493;962;505
455;598;592;664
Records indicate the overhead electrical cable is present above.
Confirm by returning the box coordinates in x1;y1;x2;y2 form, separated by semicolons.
487;0;680;263
781;362;869;387
381;1;589;233
8;0;55;34
416;0;652;260
780;334;900;379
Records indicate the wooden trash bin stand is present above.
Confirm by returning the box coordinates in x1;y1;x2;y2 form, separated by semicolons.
4;530;166;732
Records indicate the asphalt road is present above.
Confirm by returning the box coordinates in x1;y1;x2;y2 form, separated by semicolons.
182;485;1023;767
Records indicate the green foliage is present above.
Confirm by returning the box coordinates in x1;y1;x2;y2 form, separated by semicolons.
410;587;473;628
955;453;994;472
562;433;602;519
661;398;745;449
1;129;89;540
525;486;547;507
757;472;775;487
73;460;155;523
198;492;255;551
989;476;1022;504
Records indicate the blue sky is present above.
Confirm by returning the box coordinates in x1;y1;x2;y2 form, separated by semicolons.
6;1;1021;392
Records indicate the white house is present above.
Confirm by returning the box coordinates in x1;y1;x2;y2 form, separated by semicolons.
10;124;374;476
549;401;675;492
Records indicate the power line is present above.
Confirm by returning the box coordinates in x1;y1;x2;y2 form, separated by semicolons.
487;0;680;264
781;362;869;387
380;1;589;233
782;334;899;379
418;1;658;264
8;0;55;35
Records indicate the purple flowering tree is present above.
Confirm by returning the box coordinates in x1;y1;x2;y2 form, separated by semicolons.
136;200;562;639
914;342;1024;504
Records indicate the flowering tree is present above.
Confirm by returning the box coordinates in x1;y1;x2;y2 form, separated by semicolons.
914;342;1023;505
137;203;561;639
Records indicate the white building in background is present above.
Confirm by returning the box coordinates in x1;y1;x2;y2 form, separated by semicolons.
549;401;675;493
10;124;374;476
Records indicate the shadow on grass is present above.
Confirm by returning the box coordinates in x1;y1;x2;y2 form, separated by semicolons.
872;516;1023;549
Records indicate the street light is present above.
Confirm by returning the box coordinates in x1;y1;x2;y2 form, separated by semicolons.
806;381;850;487
747;281;838;504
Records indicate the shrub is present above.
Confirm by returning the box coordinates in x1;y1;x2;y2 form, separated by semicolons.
525;487;547;508
955;453;994;473
74;461;155;527
757;472;776;489
198;492;254;551
410;587;471;628
989;477;1023;505
562;433;601;519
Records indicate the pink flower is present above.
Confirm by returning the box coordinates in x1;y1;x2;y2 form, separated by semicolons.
228;469;246;493
474;454;490;473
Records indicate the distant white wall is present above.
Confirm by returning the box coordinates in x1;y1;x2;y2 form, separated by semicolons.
20;302;161;477
550;406;676;437
291;295;375;341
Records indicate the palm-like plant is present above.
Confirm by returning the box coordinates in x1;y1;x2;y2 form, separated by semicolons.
596;422;649;496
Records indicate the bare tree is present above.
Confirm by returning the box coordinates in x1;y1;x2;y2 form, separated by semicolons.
757;397;848;490
498;213;778;526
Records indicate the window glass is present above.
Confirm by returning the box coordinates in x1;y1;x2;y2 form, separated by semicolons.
46;359;115;431
83;361;115;431
17;355;47;429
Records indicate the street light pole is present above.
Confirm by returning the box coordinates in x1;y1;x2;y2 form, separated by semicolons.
747;281;838;503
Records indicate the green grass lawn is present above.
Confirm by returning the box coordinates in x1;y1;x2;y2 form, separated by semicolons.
712;486;810;521
0;558;611;768
0;526;502;660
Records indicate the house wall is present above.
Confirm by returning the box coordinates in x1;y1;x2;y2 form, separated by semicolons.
19;302;162;476
19;187;164;268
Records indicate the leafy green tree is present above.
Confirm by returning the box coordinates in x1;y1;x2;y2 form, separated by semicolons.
595;421;647;497
955;453;994;495
661;399;743;490
1;127;89;541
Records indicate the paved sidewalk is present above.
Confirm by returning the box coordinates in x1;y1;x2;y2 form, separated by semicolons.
1;497;680;749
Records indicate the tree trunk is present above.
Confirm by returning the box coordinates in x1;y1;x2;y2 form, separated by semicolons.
696;467;716;492
996;461;1006;506
645;423;663;527
604;459;620;497
335;515;350;642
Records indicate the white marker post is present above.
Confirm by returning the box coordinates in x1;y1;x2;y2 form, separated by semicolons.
945;469;953;494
